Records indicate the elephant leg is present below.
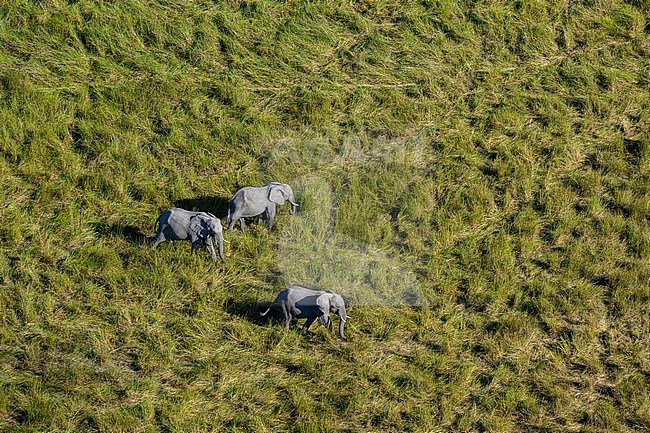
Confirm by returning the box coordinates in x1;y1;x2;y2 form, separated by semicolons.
228;210;242;231
302;317;316;333
281;301;291;331
266;205;276;229
239;218;247;231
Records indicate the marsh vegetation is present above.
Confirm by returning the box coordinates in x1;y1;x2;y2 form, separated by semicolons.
1;1;649;431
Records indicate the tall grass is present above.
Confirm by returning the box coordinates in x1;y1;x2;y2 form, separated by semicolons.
1;0;649;431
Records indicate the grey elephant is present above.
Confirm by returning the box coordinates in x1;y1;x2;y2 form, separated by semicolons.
227;182;299;230
260;286;348;340
152;208;225;264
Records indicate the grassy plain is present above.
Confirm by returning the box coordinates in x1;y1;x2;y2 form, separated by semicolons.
1;0;649;431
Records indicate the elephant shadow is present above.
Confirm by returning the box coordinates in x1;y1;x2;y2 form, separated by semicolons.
93;222;149;244
223;297;283;325
174;196;231;220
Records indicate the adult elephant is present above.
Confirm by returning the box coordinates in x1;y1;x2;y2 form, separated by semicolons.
152;208;225;264
227;182;299;230
260;286;348;340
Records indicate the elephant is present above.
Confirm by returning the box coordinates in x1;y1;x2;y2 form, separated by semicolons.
227;182;299;230
152;208;225;264
260;286;348;340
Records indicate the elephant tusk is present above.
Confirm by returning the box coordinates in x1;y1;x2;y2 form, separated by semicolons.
289;201;300;207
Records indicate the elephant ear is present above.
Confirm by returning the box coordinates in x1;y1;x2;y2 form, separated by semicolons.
189;216;204;243
268;185;286;205
316;293;331;326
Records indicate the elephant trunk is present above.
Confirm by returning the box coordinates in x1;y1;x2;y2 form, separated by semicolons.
215;233;225;263
338;316;347;341
206;236;218;264
289;201;299;215
337;307;347;340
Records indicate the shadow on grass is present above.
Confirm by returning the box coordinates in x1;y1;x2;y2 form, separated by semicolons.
174;196;231;219
92;222;150;244
223;297;282;325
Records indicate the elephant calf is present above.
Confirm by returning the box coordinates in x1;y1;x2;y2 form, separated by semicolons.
152;208;225;264
227;182;299;230
261;286;348;340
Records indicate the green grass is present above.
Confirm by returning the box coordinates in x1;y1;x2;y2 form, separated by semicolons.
1;0;650;431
